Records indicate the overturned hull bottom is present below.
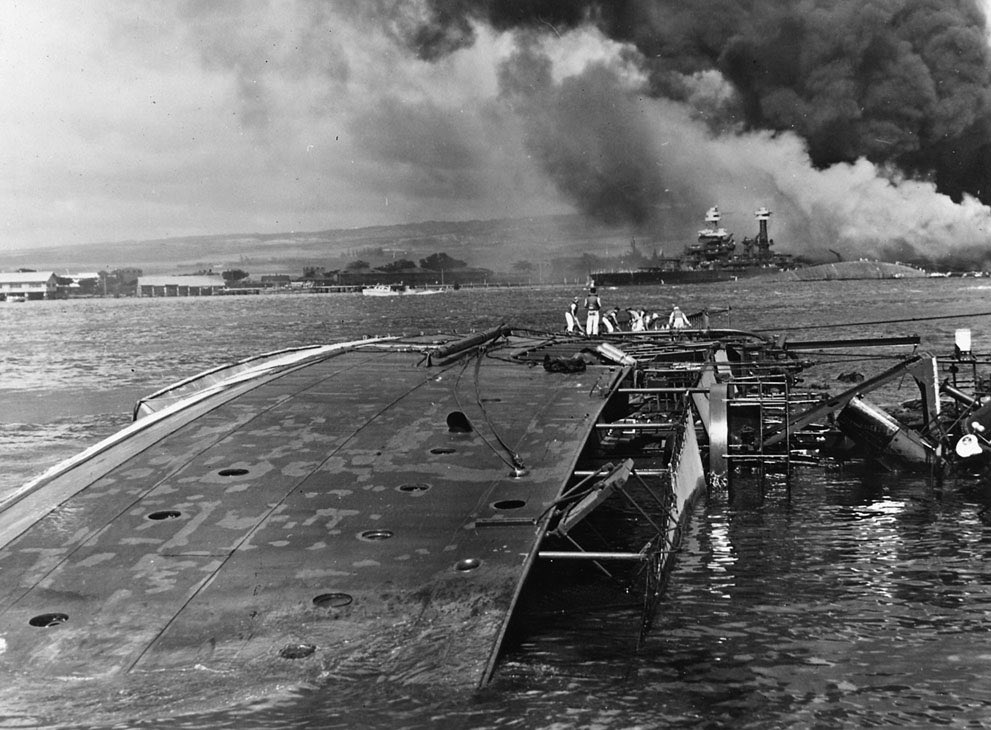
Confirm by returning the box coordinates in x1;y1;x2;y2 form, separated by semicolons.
2;326;822;724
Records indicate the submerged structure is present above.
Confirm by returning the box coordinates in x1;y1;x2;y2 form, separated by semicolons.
594;206;797;286
0;321;986;724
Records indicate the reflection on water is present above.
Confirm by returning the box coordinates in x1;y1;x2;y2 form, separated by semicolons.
642;469;991;729
4;280;991;727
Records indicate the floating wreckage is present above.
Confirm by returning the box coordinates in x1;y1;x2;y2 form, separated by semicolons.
0;321;987;723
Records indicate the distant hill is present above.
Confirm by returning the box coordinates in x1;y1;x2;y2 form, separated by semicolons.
5;216;949;281
0;215;645;277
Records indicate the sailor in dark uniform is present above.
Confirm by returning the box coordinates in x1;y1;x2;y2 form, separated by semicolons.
565;297;582;333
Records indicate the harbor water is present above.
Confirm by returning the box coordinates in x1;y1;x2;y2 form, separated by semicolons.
3;278;991;728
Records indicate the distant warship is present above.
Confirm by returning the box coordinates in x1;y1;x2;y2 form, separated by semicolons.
593;206;796;285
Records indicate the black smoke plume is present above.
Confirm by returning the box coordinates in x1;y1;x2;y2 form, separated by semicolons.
498;45;671;224
407;0;991;216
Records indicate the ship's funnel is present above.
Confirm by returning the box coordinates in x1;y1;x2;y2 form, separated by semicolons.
755;206;772;258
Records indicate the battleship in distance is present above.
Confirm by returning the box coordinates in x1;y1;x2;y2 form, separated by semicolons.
593;206;797;285
2;312;989;724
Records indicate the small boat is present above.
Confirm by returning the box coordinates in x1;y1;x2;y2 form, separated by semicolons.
361;283;446;296
4;294;26;303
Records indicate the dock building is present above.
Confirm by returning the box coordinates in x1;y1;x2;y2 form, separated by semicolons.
137;275;227;297
0;271;61;300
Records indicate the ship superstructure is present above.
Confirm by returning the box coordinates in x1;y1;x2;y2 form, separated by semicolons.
594;206;796;285
684;206;736;264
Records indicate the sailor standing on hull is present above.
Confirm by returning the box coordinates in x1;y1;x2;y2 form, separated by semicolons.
584;287;602;336
668;304;691;332
565;297;583;334
613;308;633;331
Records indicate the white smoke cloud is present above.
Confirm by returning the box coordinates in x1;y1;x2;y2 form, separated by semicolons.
650;98;991;259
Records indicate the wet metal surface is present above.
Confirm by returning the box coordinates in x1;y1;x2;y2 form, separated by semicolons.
0;335;619;723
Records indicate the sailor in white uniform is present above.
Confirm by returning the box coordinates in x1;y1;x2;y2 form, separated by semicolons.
584;288;601;335
668;305;691;330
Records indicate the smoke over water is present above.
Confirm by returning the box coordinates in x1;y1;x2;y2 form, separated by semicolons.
397;0;991;264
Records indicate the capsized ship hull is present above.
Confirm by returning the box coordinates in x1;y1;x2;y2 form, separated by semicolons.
0;325;823;724
0;329;620;720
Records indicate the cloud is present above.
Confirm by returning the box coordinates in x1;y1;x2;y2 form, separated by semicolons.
0;1;569;250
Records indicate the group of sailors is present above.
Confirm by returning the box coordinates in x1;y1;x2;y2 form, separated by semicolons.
566;287;698;335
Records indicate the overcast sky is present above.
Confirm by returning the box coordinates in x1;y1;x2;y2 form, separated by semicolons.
0;2;584;251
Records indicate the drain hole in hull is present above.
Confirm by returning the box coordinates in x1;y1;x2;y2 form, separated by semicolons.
446;411;473;433
218;468;249;477
359;530;394;541
493;499;526;510
313;593;353;609
29;613;68;628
